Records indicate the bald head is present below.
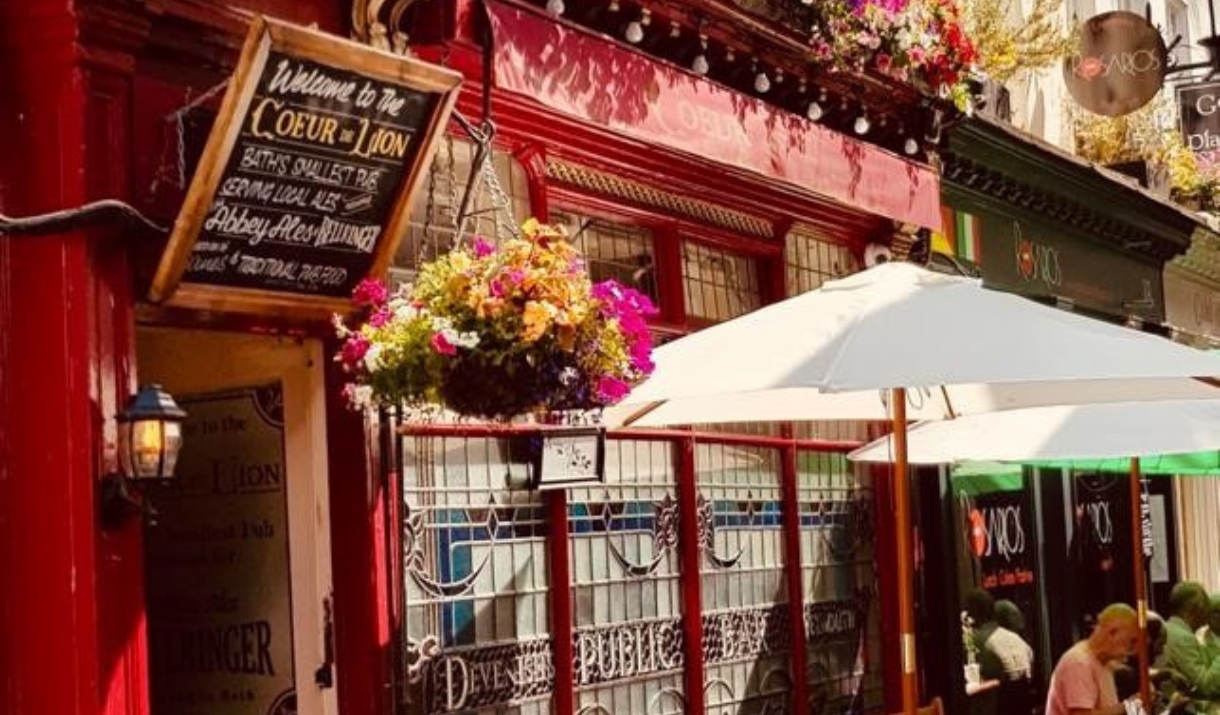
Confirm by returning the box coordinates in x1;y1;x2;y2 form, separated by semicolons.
1090;603;1138;663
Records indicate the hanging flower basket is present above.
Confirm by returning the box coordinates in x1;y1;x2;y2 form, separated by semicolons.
810;0;980;111
334;219;657;422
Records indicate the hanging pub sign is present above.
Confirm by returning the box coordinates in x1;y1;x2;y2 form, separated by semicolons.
1177;82;1220;166
150;16;461;316
1064;11;1168;117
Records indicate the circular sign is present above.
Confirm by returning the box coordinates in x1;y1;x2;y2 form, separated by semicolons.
1063;11;1168;117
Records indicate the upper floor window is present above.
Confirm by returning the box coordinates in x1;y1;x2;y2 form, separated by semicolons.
682;240;762;323
549;211;659;306
392;137;531;279
1167;0;1192;65
785;225;858;296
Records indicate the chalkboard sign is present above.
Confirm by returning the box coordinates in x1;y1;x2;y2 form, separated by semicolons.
150;16;461;316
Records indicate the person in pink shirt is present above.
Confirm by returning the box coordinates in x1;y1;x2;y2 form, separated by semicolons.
1046;603;1141;715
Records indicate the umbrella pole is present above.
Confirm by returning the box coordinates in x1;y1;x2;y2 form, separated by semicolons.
892;387;919;715
1128;457;1152;713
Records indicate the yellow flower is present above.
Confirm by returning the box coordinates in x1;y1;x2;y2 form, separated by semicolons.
522;300;557;343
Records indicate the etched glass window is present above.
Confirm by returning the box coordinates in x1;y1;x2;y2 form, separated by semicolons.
797;452;882;715
696;443;792;715
401;435;553;715
568;440;685;715
681;241;762;323
550;211;659;307
785;226;857;297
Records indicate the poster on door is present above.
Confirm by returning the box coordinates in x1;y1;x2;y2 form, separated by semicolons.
144;383;297;715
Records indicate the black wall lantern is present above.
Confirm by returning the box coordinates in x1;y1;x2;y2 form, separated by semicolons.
100;384;186;529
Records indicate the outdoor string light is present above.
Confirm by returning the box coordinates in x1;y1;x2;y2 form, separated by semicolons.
625;19;644;43
753;62;771;93
625;9;649;44
692;33;709;75
546;0;564;16
854;114;871;135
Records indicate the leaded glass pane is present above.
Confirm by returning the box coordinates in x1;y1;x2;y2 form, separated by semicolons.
551;211;659;307
393;137;531;279
696;443;792;714
682;241;762;322
797;451;882;715
401;436;553;715
785;226;857;296
569;440;686;715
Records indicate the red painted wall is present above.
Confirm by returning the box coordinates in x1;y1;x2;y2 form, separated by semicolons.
0;2;145;714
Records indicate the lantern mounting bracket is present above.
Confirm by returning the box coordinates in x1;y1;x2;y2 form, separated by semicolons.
99;475;159;531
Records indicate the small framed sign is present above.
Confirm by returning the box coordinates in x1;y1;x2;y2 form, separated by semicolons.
149;16;461;317
513;428;607;490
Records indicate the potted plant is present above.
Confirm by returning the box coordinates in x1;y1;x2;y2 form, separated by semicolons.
334;219;657;422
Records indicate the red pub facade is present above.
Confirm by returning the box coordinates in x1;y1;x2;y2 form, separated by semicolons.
8;2;1191;715
1;2;937;715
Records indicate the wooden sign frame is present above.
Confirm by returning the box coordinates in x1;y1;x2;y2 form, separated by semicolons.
149;16;462;318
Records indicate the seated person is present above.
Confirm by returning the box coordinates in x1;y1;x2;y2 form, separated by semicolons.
1163;582;1220;712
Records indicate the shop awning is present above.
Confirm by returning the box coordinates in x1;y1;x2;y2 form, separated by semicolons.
485;1;942;231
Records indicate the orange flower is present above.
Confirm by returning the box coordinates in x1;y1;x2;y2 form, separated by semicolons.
522;300;556;343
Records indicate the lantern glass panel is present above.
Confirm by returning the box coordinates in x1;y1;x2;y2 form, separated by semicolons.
132;419;165;479
161;421;183;478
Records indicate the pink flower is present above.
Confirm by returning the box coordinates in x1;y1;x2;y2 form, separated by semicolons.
876;53;893;74
595;376;631;404
490;278;506;298
507;269;526;285
340;333;370;370
369;306;392;328
472;236;496;258
352;279;388;308
630;341;655;374
430;332;457;356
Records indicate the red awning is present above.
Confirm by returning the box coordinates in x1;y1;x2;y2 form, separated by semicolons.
486;2;942;231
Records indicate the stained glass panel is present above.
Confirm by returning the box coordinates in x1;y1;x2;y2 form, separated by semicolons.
569;440;686;715
696;443;792;715
796;451;881;715
401;436;553;715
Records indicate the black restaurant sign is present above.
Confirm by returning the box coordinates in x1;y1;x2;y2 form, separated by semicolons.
1177;82;1220;164
151;16;460;316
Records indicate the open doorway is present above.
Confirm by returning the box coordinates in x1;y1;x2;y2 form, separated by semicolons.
135;327;338;715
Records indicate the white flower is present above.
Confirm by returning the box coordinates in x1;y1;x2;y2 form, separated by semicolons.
351;385;374;410
449;330;480;349
431;316;454;332
391;299;420;321
364;344;384;373
332;314;350;338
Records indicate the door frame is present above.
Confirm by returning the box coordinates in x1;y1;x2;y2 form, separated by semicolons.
136;327;338;715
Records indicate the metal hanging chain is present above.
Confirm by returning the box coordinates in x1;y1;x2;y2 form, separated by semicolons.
480;141;519;242
148;80;231;198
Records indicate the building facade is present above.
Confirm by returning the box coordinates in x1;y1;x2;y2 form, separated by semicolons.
0;1;953;715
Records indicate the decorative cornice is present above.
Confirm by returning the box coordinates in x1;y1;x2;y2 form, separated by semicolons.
545;159;773;238
942;118;1204;264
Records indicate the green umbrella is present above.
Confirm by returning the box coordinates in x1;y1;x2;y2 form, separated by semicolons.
1021;451;1220;475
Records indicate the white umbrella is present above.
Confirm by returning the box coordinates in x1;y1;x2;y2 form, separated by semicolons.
610;263;1219;427
847;399;1220;464
608;262;1220;715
